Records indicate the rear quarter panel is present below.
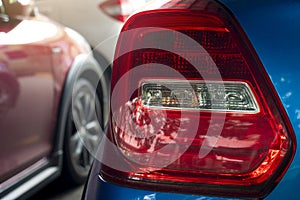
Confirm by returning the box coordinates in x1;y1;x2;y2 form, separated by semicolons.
219;0;300;199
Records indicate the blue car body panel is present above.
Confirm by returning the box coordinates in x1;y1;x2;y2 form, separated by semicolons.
85;160;235;200
219;0;300;199
85;0;300;199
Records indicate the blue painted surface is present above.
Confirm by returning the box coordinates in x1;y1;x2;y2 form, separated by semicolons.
84;0;300;199
84;161;235;200
219;0;300;199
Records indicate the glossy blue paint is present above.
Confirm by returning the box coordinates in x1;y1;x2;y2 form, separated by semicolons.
84;160;236;200
219;0;300;199
84;1;300;199
94;177;225;200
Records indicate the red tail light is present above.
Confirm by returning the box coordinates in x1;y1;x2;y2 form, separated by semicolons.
101;0;295;198
99;0;150;22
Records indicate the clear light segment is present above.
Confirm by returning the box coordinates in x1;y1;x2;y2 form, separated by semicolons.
141;80;259;113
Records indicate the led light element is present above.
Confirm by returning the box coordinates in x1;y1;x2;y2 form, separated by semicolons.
141;80;259;113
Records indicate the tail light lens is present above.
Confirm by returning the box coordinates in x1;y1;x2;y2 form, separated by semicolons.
101;0;296;198
99;0;150;22
141;80;259;112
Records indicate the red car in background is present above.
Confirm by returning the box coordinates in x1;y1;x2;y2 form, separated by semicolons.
0;0;108;199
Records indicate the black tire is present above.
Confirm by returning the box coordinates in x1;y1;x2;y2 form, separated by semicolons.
62;76;102;185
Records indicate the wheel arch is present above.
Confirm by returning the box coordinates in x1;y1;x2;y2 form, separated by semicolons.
50;53;108;170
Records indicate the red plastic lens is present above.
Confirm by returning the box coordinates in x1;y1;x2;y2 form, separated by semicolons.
102;0;295;198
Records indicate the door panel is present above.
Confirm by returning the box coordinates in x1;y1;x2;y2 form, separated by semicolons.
0;10;57;180
0;44;55;180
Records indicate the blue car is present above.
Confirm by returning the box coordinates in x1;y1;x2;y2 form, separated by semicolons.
83;0;299;199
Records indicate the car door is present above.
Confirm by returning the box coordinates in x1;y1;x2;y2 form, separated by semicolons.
0;0;56;182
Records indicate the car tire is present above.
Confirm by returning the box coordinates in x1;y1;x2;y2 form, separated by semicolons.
62;75;103;185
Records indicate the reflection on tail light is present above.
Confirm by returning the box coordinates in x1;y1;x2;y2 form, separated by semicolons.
101;0;296;198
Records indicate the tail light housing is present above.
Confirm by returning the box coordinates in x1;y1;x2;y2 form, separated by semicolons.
100;0;296;198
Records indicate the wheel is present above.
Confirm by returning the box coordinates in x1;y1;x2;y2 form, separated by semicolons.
62;76;103;185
